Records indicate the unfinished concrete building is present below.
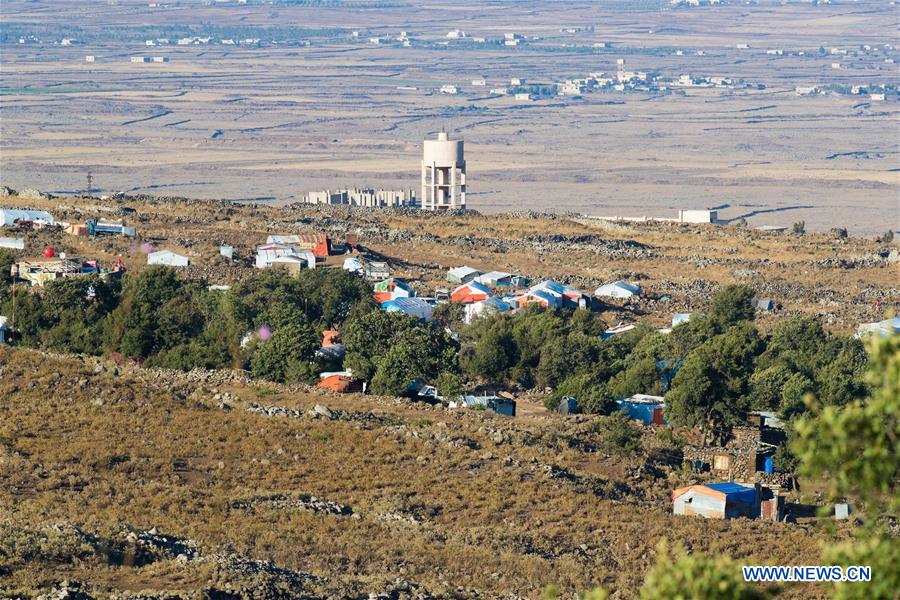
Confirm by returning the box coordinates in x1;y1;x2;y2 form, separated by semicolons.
301;188;416;207
421;132;466;211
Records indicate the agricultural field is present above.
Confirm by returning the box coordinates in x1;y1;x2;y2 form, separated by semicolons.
1;0;898;233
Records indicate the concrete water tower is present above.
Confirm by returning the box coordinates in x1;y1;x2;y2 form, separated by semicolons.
421;131;466;210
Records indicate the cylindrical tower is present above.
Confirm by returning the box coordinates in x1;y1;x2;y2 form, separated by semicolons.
421;131;466;210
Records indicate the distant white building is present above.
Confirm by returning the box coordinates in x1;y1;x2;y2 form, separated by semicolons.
870;92;886;101
678;209;718;224
440;85;459;95
0;316;8;344
147;250;190;267
130;56;150;63
471;77;487;86
85;55;95;63
510;78;525;85
515;92;534;101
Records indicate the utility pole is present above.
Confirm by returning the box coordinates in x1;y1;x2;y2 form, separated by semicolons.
86;171;93;194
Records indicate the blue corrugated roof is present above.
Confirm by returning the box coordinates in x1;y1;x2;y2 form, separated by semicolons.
707;482;756;502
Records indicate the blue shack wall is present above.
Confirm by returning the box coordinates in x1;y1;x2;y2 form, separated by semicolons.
617;400;665;425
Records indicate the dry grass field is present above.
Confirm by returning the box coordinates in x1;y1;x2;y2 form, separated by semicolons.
1;0;898;233
0;346;841;599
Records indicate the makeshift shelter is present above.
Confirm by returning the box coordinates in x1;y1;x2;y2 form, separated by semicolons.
672;313;692;327
451;281;490;304
594;280;640;299
0;316;8;344
373;278;413;303
528;280;590;309
464;297;513;323
147;250;190;267
447;266;482;284
270;254;314;274
382;297;434;322
476;271;514;287
616;394;666;425
266;233;330;257
317;372;362;393
515;288;561;310
672;482;759;519
342;257;363;274
558;396;579;415
255;244;315;269
460;394;516;417
752;298;774;312
363;261;390;281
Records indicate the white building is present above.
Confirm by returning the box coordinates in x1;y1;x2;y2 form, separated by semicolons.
471;78;487;86
85;55;95;63
515;92;534;101
678;209;718;224
147;250;190;267
0;316;7;344
440;85;459;95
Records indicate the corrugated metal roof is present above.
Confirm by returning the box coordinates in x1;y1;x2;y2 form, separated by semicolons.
455;280;490;294
673;482;755;503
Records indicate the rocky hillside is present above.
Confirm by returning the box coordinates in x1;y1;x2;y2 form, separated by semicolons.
1;189;897;331
0;347;839;599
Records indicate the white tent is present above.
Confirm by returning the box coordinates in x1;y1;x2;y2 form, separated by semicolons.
147;250;191;267
594;280;640;299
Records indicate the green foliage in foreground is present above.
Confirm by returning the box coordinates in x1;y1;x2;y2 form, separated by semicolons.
792;333;899;600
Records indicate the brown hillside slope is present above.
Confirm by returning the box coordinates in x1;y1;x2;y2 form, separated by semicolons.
0;347;837;599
